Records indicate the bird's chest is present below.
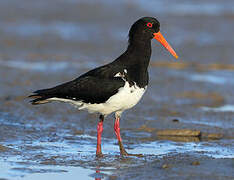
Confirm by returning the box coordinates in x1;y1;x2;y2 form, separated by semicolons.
114;66;149;88
106;81;147;111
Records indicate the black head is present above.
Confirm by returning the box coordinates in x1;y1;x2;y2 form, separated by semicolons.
128;17;178;59
128;17;160;44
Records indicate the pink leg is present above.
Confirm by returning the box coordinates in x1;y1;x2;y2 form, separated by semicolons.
114;117;128;156
114;117;122;142
114;116;143;157
96;115;104;157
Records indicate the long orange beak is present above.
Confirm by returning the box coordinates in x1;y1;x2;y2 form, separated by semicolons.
153;31;178;59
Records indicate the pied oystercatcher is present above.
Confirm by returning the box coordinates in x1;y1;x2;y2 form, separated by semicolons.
29;17;178;157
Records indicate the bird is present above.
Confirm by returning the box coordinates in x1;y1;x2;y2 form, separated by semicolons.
29;17;178;157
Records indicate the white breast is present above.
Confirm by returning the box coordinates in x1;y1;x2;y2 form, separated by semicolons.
79;81;147;115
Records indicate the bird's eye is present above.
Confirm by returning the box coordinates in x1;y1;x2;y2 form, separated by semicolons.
146;22;153;28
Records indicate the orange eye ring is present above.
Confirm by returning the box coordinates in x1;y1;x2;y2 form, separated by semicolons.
146;22;153;28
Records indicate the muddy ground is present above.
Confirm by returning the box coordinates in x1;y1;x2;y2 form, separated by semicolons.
0;0;233;179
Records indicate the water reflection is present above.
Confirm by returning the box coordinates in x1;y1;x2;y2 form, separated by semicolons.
95;167;101;180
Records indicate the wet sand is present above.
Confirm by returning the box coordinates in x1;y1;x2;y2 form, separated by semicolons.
0;0;234;179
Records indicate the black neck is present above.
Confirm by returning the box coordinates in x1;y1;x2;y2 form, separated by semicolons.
126;39;151;63
113;39;152;69
113;39;151;87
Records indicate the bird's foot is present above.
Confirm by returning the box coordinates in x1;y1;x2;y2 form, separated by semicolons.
96;152;104;158
119;142;143;157
121;151;143;157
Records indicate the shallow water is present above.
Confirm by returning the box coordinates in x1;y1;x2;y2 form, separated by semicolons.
0;135;233;179
0;0;234;179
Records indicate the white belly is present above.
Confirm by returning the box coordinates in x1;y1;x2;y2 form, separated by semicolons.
49;81;147;115
82;82;147;115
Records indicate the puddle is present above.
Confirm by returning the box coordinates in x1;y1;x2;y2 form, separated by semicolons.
129;140;234;159
181;119;232;129
0;59;99;72
201;104;234;112
0;159;94;180
166;67;234;85
171;71;234;85
0;59;69;72
136;0;234;15
0;21;92;41
0;21;125;41
190;74;228;84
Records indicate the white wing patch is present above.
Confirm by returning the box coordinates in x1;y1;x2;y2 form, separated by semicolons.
114;72;122;77
114;69;128;79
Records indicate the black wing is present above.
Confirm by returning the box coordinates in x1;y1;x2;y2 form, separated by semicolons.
79;62;124;79
29;75;125;105
29;59;128;105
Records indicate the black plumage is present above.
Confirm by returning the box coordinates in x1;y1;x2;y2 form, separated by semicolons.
30;76;125;104
29;17;178;157
29;17;160;105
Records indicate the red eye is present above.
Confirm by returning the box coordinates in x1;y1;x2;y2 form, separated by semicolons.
146;22;152;28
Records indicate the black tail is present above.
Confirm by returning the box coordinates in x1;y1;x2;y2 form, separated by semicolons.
28;88;54;105
29;79;76;105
